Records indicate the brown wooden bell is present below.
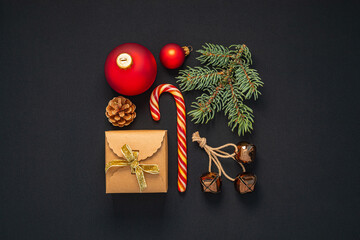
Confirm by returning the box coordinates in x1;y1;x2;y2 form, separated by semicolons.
200;172;222;193
234;173;257;194
235;142;256;164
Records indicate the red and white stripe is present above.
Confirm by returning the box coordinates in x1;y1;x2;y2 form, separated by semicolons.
150;84;187;192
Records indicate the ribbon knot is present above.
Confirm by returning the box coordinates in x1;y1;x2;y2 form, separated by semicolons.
130;160;139;173
105;144;160;192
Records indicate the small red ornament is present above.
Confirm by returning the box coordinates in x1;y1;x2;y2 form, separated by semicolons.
105;43;157;96
159;43;192;69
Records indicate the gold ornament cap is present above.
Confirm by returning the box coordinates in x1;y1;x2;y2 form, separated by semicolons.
116;53;133;69
182;46;193;56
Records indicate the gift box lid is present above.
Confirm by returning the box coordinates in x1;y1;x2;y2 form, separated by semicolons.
105;130;166;161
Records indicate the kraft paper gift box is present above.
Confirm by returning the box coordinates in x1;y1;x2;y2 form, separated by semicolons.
105;130;168;193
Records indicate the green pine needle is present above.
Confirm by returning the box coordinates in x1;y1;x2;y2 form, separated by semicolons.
223;83;254;136
188;84;225;124
176;66;222;92
234;65;263;100
197;43;232;68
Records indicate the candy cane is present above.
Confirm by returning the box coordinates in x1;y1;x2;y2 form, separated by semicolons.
150;84;187;192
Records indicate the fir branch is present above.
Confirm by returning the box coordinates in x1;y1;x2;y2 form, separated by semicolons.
223;82;254;136
234;64;263;100
176;43;262;136
188;83;224;124
176;66;223;91
197;43;232;68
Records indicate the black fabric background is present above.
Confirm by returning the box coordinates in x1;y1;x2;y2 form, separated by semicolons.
1;0;359;239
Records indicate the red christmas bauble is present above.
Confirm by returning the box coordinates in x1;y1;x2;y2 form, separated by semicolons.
159;43;185;69
105;43;157;96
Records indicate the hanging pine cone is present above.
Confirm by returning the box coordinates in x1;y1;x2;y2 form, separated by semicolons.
105;96;136;127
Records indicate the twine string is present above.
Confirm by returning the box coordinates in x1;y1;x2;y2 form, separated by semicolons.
192;131;246;182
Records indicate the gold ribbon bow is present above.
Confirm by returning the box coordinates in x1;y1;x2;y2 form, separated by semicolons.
105;144;160;192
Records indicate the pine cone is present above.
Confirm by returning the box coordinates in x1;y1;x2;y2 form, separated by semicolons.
105;96;136;127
